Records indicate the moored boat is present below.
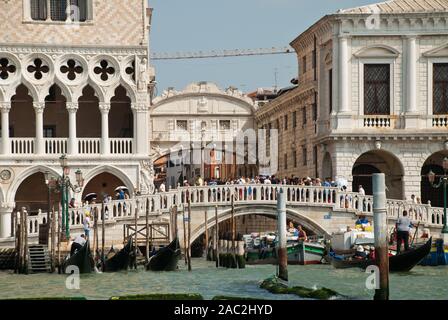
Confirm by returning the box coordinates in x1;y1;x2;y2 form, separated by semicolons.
246;241;326;265
328;237;432;272
62;240;94;274
103;239;134;272
146;237;181;272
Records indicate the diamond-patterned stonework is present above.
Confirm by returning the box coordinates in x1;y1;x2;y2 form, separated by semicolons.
0;0;146;47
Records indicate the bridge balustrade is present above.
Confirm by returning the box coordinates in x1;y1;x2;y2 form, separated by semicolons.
5;185;445;241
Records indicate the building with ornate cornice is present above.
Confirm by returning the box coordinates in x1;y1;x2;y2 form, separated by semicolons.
0;0;154;238
255;0;448;205
150;82;257;188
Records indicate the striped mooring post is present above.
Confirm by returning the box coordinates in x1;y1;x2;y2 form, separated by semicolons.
373;173;389;300
276;188;288;281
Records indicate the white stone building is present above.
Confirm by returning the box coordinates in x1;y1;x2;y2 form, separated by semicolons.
256;0;448;206
0;0;154;238
150;82;257;188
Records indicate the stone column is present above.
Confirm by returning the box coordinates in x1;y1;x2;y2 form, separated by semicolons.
67;102;78;155
405;36;419;129
338;36;349;113
34;102;45;155
0;203;14;238
0;102;11;155
132;102;149;155
99;102;110;155
406;36;417;114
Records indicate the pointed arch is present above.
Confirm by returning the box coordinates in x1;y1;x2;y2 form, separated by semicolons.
49;79;73;103
10;81;39;101
85;78;105;102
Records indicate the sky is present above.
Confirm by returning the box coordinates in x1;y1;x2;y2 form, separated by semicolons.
149;0;379;95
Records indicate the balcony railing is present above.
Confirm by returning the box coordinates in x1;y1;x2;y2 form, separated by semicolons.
45;138;67;154
5;138;134;155
362;115;392;128
110;138;133;154
431;115;448;128
78;138;101;154
11;138;35;154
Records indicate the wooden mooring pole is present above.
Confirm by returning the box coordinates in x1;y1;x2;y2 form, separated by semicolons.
51;206;56;273
146;202;150;265
231;194;237;269
183;205;187;265
134;199;139;269
373;173;389;300
14;211;19;274
101;202;105;271
204;210;209;260
187;200;192;271
57;210;61;273
277;188;288;281
215;205;219;268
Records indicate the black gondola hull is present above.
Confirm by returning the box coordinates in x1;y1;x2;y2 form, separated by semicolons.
103;239;133;272
146;238;181;272
329;238;432;272
63;240;94;274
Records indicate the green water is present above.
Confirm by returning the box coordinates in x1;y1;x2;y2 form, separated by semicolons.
0;259;446;300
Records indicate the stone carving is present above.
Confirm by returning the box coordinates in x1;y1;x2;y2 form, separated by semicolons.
375;140;382;150
197;96;208;112
140;160;155;195
150;145;163;159
137;57;148;91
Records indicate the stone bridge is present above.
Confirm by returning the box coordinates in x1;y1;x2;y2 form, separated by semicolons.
0;185;444;248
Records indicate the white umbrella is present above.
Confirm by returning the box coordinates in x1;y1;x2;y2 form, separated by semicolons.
84;193;97;201
336;178;348;188
114;186;128;192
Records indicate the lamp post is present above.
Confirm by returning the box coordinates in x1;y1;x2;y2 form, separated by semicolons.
427;157;448;235
201;126;206;180
55;155;84;240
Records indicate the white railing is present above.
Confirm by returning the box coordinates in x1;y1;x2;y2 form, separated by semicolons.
110;138;133;154
363;116;392;128
78;138;101;154
432;116;448;128
57;185;448;230
45;138;67;154
11;138;35;154
4;185;444;240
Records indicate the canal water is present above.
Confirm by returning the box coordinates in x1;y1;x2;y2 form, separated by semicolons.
0;259;446;300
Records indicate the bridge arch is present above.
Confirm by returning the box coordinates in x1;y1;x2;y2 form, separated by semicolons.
188;204;332;245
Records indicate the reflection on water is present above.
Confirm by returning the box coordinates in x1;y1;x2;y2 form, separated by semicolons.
0;259;446;300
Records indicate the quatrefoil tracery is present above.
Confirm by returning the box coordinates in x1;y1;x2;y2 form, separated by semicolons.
0;58;16;80
60;59;83;81
94;60;115;81
27;58;49;80
125;61;135;82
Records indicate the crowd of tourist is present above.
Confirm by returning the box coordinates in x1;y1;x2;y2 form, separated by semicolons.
174;175;348;190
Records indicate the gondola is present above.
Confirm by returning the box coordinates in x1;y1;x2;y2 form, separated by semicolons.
103;239;134;272
328;238;432;272
62;240;94;274
190;240;204;258
146;237;181;272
